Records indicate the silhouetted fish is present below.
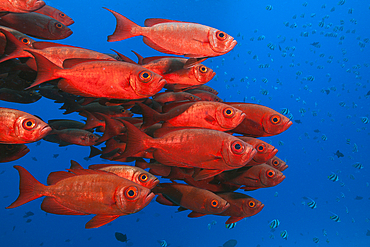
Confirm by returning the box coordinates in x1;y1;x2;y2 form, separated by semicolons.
334;150;344;158
115;232;128;243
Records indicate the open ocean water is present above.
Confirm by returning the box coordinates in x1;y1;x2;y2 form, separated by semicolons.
0;0;369;246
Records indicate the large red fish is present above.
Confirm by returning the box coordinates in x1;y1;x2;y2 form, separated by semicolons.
0;12;72;40
25;49;166;100
0;107;51;144
0;0;45;13
0;144;29;162
226;103;293;137
237;136;278;166
117;120;256;180
104;8;237;58
7;166;155;228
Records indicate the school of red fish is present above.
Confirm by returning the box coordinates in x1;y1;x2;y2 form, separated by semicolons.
0;0;292;229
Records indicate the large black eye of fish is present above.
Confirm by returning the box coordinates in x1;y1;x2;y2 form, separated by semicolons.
216;31;227;41
125;186;138;199
5;145;14;151
272;159;280;166
266;170;275;178
139;173;148;182
59;13;66;17
231;140;245;154
270;115;281;125
19;37;30;45
210;199;219;208
55;23;63;29
223;107;235;118
256;143;266;153
199;65;208;73
139;71;152;83
22;119;36;130
248;200;256;208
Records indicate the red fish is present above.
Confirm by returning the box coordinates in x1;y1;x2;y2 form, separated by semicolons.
266;156;288;171
104;8;237;58
0;12;72;40
46;129;100;146
7;166;155;228
0;0;45;13
0;144;29;162
117;120;256;180
153;183;230;216
139;101;246;131
226;103;293;137
237;136;278;166
34;5;74;26
0;26;35;56
26;49;166;100
0;107;51;144
188;192;264;224
153;92;201;105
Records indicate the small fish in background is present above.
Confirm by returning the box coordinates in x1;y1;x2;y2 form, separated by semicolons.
334;150;344;158
281;108;290;115
313;237;319;243
352;143;358;153
278;141;284;146
361;117;368;124
354;196;363;200
280;230;288;240
221;239;237;247
328;172;339;182
345;206;349;214
266;5;273;11
322;229;327;236
346;139;351;145
269;219;280;229
158;240;168;247
313;129;320;133
306;198;317;209
330;212;341;222
23;211;34;218
115;232;128;243
366;229;370;236
207;220;217;230
53;154;59;158
321;134;328;141
352;162;363;169
225;222;237;229
294;119;302;124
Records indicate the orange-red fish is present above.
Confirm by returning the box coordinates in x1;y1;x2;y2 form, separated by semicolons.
104;8;237;58
117;120;257;180
153;183;230;216
0;144;29;162
153;92;201;105
7;166;155;228
26;49;166;99
0;12;72;40
0;107;51;144
266;156;288;171
0;0;45;13
188;192;264;224
226;103;293;137
34;5;74;26
237;136;278;166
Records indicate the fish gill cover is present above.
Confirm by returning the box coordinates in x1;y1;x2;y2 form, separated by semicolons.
0;0;369;246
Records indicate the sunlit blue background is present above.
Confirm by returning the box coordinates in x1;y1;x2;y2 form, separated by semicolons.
1;0;369;246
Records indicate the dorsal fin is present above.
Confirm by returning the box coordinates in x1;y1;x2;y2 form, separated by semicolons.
33;41;79;50
70;160;84;170
144;18;186;27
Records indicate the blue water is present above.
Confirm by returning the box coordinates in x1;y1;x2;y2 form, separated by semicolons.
1;0;369;246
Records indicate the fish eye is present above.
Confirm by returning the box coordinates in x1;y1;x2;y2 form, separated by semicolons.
120;108;126;113
139;71;152;83
189;95;194;100
59;13;66;17
256;144;266;153
270;115;281;125
266;170;275;178
216;31;227;41
223;107;235;118
55;23;63;29
22;119;36;130
231;140;245;154
125;186;138;199
5;145;14;151
88;134;95;139
248;200;256;208
210;199;219;208
199;65;208;73
19;37;30;45
139;173;148;182
272;159;279;166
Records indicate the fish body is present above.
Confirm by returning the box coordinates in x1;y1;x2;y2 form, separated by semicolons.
265;156;288;171
225;222;237;229
105;8;237;58
27;50;166;100
328;172;339;182
153;183;230;215
226;103;292;137
307;198;317;209
7;166;155;228
0;143;29;162
269;219;280;229
0;107;51;144
237;136;278;165
48;129;100;146
281;230;288;240
0;12;72;40
119;120;256;180
0;0;45;13
34;5;74;26
330;212;341;222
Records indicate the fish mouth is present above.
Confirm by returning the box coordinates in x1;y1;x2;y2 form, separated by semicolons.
149;178;160;189
144;192;155;206
285;120;293;129
280;164;289;172
277;174;286;184
40;125;52;137
18;145;30;157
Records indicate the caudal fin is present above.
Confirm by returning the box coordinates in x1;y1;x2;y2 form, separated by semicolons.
24;49;62;89
103;7;141;42
6;166;46;209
